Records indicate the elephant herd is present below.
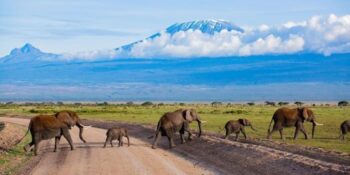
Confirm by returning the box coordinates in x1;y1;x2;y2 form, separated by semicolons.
22;107;350;155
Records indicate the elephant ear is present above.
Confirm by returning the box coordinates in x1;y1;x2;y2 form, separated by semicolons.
301;108;309;121
238;119;247;126
182;109;193;122
56;112;75;128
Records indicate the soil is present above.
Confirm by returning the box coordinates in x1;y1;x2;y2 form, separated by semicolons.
0;116;349;175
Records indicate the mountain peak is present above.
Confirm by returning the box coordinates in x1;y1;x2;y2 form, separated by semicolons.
10;43;41;55
166;19;244;35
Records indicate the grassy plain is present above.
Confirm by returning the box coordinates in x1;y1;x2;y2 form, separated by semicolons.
0;103;349;153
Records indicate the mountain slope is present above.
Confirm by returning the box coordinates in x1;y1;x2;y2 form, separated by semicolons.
0;43;58;64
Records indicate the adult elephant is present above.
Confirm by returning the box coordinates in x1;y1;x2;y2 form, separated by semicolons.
267;107;323;140
152;109;206;149
23;115;74;155
55;110;87;143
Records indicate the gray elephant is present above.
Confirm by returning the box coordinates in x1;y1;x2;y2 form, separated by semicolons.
339;120;350;140
23;115;74;155
104;128;130;147
224;118;256;140
267;107;323;140
152;109;206;149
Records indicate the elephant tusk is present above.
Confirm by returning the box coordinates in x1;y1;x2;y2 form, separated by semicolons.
200;120;207;123
314;122;323;126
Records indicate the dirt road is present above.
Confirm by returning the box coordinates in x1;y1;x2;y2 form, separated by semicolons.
0;117;212;175
1;117;350;175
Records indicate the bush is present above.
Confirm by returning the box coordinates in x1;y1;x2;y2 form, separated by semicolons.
338;100;349;107
57;101;64;105
278;102;289;106
211;101;223;106
126;101;134;106
265;101;275;106
179;103;185;106
141;101;153;106
247;102;255;106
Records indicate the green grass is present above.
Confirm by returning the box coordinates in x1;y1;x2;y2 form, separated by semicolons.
0;128;32;175
1;103;349;153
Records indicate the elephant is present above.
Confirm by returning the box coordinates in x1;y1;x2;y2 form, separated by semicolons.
152;109;206;149
224;118;256;140
267;107;323;140
339;120;350;140
104;128;130;147
55;110;87;143
23;115;74;155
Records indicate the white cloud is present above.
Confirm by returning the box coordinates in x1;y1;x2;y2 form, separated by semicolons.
60;49;118;61
118;14;350;58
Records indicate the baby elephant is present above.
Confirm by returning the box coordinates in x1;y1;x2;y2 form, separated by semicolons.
104;128;130;147
224;118;256;140
340;120;350;140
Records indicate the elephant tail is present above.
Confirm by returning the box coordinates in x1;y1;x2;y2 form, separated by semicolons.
267;116;274;134
15;119;32;145
148;120;161;139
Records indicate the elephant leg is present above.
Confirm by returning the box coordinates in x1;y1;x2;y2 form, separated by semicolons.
111;139;114;147
120;137;124;147
168;136;175;148
152;131;161;149
279;129;285;140
299;125;308;140
235;132;239;141
54;136;61;152
267;128;278;139
240;128;247;140
184;122;192;141
293;127;300;140
62;129;74;150
24;141;35;152
180;132;186;144
104;136;111;148
224;128;230;139
33;134;41;156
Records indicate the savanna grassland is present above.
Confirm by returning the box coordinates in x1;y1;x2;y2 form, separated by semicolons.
0;103;349;153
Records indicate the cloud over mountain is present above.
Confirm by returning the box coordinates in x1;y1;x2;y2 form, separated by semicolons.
118;14;350;58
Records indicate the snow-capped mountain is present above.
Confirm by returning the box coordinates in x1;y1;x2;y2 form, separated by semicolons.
0;43;58;64
118;20;243;52
165;19;244;35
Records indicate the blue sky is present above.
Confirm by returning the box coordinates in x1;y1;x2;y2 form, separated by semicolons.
1;0;350;57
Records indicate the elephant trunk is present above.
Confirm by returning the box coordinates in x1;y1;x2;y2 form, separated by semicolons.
250;125;257;131
77;122;87;143
197;119;202;137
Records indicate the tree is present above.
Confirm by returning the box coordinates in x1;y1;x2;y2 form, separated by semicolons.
211;101;223;106
294;101;304;106
278;102;289;106
141;101;153;106
338;100;349;107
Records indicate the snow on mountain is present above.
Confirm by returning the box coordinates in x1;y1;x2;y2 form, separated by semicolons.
118;20;243;52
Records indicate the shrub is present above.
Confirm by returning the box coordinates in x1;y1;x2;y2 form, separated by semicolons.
294;101;304;106
211;101;223;106
338;100;349;107
126;101;134;106
247;102;255;106
57;101;64;105
265;101;275;106
141;101;153;106
278;102;289;106
179;103;185;106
